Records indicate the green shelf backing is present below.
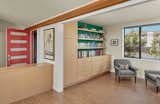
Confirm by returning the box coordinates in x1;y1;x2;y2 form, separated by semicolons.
78;21;103;31
77;21;105;58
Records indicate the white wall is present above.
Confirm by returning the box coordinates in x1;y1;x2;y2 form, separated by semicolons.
0;31;6;67
105;17;160;78
54;23;64;92
37;23;64;92
0;20;15;67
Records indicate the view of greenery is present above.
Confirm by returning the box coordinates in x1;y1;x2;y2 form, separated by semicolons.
124;24;160;60
124;28;139;58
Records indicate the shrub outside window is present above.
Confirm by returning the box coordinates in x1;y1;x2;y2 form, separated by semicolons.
124;24;160;61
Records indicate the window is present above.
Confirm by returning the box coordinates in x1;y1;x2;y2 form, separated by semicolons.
124;24;160;61
124;27;140;58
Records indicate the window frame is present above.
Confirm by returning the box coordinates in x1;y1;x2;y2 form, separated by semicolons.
124;23;160;60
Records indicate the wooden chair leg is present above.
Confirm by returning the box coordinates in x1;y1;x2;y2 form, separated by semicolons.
115;73;117;80
135;76;137;83
118;77;120;83
145;79;147;88
156;87;159;93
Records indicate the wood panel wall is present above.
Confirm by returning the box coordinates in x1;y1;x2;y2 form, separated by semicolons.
0;63;53;104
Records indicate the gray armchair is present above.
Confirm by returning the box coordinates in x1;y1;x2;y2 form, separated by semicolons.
145;70;160;93
114;59;137;83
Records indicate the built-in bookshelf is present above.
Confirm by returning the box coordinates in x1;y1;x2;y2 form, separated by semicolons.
78;21;105;58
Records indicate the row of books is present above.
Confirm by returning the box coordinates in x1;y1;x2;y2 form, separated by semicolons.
78;42;104;48
79;27;104;33
78;50;104;58
78;33;103;40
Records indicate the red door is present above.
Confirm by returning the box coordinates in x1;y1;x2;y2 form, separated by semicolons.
7;28;30;66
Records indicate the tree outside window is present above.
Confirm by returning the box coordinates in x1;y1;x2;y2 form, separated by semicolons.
124;24;160;61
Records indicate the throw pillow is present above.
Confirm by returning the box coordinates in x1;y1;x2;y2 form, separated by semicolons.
119;64;129;70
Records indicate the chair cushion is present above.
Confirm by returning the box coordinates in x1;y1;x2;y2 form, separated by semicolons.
119;70;135;75
147;73;160;80
119;64;129;70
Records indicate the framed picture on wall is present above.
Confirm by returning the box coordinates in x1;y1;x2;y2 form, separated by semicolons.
44;28;55;60
111;39;119;46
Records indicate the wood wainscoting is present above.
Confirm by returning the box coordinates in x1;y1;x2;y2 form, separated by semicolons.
0;63;53;104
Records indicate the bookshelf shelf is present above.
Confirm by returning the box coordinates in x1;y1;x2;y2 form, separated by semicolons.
78;28;105;34
78;47;104;50
78;38;104;41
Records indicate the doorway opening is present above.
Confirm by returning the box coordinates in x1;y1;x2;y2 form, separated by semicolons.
32;30;37;63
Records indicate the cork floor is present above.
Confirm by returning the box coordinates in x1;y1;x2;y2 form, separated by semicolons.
12;73;160;104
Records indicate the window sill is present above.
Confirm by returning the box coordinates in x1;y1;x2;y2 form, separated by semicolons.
123;57;160;63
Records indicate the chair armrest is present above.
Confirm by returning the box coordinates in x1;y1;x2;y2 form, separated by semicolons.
156;76;160;84
145;70;160;75
114;66;121;72
157;76;160;80
129;66;138;72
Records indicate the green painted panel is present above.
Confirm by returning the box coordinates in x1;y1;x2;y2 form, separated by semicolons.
78;21;103;31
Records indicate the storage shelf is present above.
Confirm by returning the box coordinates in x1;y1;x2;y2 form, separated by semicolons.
78;55;106;59
78;28;104;34
78;47;104;50
78;38;104;41
78;22;105;58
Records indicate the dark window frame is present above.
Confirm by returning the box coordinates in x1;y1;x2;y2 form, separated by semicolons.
124;23;160;60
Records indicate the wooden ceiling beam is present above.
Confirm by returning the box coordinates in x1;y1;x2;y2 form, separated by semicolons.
26;0;128;31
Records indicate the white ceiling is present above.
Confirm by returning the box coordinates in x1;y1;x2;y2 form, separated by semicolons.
0;0;92;28
82;0;160;26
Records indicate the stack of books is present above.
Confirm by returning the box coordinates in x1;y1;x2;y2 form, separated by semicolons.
78;50;104;58
78;42;104;48
78;33;103;40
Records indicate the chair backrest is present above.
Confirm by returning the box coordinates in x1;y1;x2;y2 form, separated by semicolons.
114;59;131;67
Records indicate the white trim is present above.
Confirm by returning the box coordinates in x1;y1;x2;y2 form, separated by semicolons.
5;29;7;66
30;31;32;64
36;29;41;63
53;23;64;92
